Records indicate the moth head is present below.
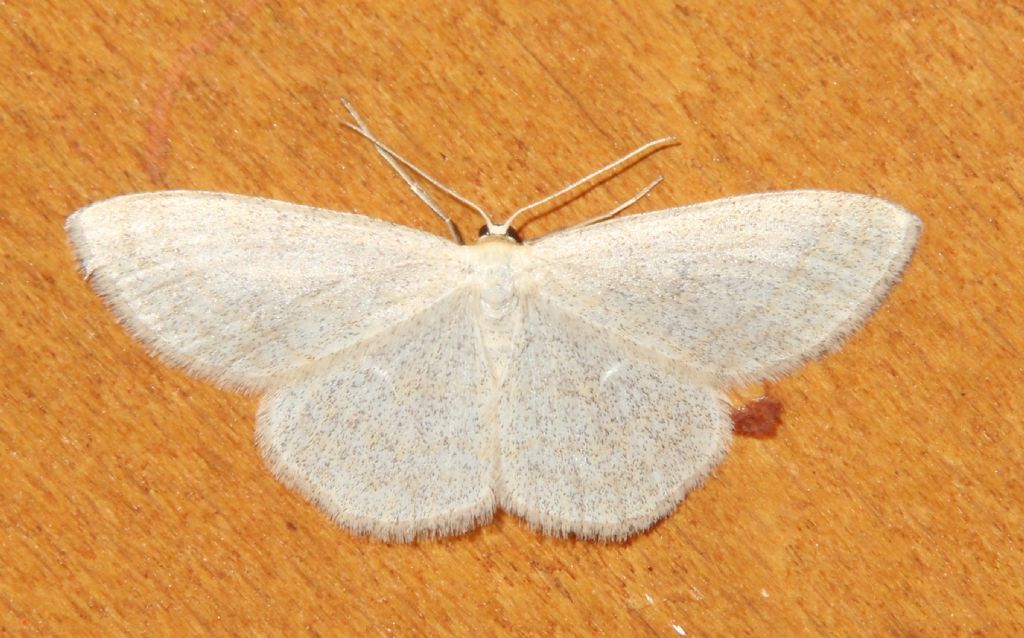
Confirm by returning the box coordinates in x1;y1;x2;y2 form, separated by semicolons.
477;223;522;244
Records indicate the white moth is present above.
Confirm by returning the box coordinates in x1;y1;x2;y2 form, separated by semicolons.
66;105;921;541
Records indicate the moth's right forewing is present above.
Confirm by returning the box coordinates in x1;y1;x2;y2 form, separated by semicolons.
66;191;472;391
529;190;921;385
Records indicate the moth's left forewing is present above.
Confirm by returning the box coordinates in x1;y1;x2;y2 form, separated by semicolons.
66;191;474;392
528;190;922;386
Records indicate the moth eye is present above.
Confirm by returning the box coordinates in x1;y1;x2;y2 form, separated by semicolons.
477;225;491;238
505;226;522;243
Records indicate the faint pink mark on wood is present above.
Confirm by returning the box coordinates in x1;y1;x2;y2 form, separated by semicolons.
732;395;783;438
144;0;269;183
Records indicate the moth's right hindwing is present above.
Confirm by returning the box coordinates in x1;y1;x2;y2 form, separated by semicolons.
496;296;731;540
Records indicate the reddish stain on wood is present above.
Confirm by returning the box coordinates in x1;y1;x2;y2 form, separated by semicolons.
144;0;268;182
732;395;783;438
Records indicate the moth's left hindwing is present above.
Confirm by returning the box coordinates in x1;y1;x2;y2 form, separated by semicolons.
258;287;495;541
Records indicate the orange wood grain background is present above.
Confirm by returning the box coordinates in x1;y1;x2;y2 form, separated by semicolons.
2;1;1022;635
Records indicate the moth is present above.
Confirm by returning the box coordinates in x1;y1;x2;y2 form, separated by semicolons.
66;105;921;541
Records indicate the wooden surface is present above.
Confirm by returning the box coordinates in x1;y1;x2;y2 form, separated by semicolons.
2;1;1022;635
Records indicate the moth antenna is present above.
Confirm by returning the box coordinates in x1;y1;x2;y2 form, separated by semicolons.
340;98;463;244
338;101;498;229
530;176;664;243
503;137;677;229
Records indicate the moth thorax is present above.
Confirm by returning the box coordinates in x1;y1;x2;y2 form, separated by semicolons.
480;282;517;320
